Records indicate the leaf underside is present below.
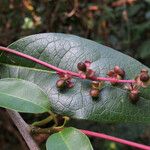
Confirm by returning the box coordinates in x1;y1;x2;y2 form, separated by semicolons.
0;33;150;122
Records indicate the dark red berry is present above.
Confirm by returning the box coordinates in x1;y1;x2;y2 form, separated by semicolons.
90;89;99;98
114;66;125;78
77;62;87;72
66;80;74;88
129;90;139;104
56;79;66;89
107;70;115;77
140;73;150;82
86;69;95;78
141;69;148;74
84;60;91;68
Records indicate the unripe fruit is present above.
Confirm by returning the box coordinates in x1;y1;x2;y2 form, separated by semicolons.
86;69;95;78
56;79;66;89
129;90;139;104
107;70;115;77
141;69;148;74
77;62;87;72
140;73;149;82
90;89;99;98
114;66;125;78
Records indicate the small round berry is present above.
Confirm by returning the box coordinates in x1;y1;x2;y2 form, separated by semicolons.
56;79;66;89
114;66;125;78
77;62;87;72
140;73;150;82
141;69;148;74
129;91;139;104
107;70;115;77
90;89;99;98
86;69;95;78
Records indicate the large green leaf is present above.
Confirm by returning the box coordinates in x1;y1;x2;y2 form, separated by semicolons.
0;78;51;113
137;40;150;59
46;127;93;150
0;33;150;122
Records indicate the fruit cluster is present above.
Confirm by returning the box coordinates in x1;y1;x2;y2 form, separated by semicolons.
77;61;95;79
56;61;150;104
107;66;125;85
56;73;74;90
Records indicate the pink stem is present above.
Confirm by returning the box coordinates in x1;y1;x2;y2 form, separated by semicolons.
97;77;135;83
0;46;83;78
0;46;135;83
81;130;150;150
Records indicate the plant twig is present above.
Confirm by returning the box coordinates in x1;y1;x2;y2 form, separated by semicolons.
0;46;135;84
32;116;53;127
7;110;40;150
81;129;150;150
31;126;63;134
65;0;78;17
0;109;28;150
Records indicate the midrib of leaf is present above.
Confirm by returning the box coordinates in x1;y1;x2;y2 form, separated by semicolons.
59;132;71;150
0;91;48;112
0;63;56;74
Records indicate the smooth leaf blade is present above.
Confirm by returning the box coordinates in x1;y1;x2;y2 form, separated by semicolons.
137;40;150;59
0;78;51;113
46;127;93;150
0;33;150;122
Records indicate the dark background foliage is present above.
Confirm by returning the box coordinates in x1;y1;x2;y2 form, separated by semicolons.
0;0;150;150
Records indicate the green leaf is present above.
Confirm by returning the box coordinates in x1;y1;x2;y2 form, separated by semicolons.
46;127;93;150
0;78;51;113
137;40;150;59
0;33;150;122
128;4;143;17
145;0;150;4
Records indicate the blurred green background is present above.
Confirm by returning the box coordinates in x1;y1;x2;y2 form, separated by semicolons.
0;0;150;150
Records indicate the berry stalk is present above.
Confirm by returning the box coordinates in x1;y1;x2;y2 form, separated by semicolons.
0;46;84;78
0;46;135;83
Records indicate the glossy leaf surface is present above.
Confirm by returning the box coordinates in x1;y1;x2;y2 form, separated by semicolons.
0;33;150;122
46;127;93;150
0;78;51;113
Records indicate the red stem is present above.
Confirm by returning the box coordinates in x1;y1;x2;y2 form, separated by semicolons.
81;130;150;150
0;46;135;83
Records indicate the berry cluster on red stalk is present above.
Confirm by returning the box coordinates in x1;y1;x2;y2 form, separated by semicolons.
125;69;150;104
0;46;150;104
89;81;104;99
56;60;150;104
56;73;74;90
77;60;95;79
107;66;125;85
1;46;150;150
125;84;140;104
135;69;150;87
